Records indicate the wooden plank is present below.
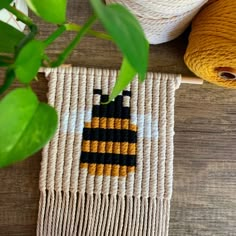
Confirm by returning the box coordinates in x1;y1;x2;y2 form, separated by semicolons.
1;0;236;235
170;83;236;236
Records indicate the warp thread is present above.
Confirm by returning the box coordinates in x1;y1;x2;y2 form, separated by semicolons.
105;0;207;44
185;0;236;88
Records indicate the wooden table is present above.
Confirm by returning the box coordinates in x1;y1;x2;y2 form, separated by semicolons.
1;0;236;235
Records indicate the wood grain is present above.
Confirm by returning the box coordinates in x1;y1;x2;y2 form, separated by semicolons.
1;0;236;235
171;83;236;236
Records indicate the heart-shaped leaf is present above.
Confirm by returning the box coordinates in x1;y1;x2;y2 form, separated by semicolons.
0;0;13;10
14;40;44;83
25;0;67;24
0;88;58;168
90;0;149;80
0;20;25;53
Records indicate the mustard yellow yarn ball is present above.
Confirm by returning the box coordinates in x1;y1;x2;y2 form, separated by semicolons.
184;0;236;88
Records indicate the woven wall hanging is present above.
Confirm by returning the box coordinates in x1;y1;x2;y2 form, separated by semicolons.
37;67;181;236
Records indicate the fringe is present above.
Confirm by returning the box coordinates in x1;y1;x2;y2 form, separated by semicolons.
66;192;77;236
37;191;171;236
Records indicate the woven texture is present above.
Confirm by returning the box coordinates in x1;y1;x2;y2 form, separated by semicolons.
184;0;236;88
105;0;207;44
37;67;181;236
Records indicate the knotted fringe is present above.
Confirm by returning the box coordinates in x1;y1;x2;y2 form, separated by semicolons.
37;67;181;236
37;191;171;236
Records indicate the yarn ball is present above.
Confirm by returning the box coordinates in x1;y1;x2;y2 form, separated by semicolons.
105;0;207;44
184;0;236;88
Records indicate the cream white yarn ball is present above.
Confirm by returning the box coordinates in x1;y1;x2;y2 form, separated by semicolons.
105;0;208;44
0;0;28;32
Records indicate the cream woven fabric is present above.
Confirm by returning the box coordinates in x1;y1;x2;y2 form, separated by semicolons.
37;67;181;236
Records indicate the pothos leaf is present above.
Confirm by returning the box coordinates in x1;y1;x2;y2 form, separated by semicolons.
0;88;58;168
0;0;14;10
108;57;137;102
25;0;67;24
14;40;44;83
0;20;25;53
90;0;149;80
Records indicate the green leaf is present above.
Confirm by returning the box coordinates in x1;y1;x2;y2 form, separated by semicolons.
90;0;149;79
14;40;44;83
108;57;136;102
0;0;13;10
0;20;25;53
25;0;67;24
0;88;58;168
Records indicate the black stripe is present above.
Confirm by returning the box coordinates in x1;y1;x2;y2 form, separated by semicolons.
122;90;131;96
92;105;131;119
82;128;137;143
80;152;136;166
101;94;109;103
121;104;130;118
93;89;131;97
94;89;102;95
114;96;122;118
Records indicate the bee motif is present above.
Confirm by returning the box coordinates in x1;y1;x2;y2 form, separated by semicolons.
80;89;138;177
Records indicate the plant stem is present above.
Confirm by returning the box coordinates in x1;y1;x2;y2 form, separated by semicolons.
5;5;34;27
65;23;113;41
0;69;15;95
15;25;38;55
5;5;38;54
44;25;67;47
44;22;112;49
51;15;97;67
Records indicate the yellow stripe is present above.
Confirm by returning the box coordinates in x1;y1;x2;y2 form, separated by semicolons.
84;118;137;131
80;163;135;176
103;164;111;176
80;163;88;169
88;163;96;175
127;166;135;173
120;166;127;177
82;141;136;155
111;164;120;176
